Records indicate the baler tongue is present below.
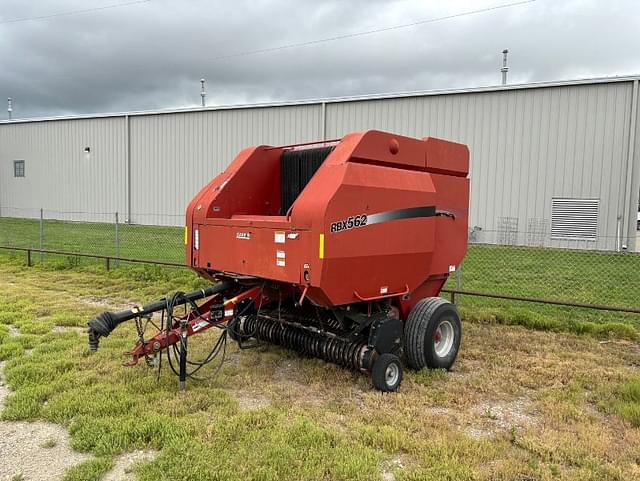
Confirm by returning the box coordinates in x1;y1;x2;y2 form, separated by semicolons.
87;130;469;392
87;283;234;353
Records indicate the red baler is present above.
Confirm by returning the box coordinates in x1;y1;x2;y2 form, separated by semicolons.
89;130;470;391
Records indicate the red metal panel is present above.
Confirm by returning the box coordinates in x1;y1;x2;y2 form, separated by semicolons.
346;130;426;170
424;136;470;177
185;130;470;314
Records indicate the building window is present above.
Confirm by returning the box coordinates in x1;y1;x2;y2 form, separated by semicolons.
13;160;25;177
551;197;599;241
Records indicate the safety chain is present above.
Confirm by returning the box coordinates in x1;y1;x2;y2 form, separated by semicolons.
134;315;156;368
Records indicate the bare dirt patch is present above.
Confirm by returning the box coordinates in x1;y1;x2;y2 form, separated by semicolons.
0;362;8;410
476;397;536;429
380;454;405;481
230;390;271;411
274;359;299;382
52;325;86;334
466;396;537;438
0;421;91;481
80;296;136;312
1;341;91;481
102;450;158;481
8;326;19;337
271;358;342;406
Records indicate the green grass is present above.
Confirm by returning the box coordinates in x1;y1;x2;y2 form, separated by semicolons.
0;217;183;262
41;437;58;448
457;244;640;308
62;458;113;481
0;342;25;360
1;215;640;339
609;378;640;427
0;257;639;480
444;244;640;338
2;216;639;307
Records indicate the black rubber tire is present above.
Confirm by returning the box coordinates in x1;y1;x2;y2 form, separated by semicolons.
371;353;403;392
404;297;462;370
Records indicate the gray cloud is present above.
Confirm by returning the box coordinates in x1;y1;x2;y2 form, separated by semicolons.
1;0;639;118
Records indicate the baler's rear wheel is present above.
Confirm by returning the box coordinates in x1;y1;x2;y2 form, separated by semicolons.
371;353;403;392
404;297;461;370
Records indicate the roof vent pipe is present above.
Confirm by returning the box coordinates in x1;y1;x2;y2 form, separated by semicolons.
501;49;509;85
200;79;206;107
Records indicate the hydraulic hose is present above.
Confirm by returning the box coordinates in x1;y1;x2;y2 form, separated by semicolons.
87;282;234;352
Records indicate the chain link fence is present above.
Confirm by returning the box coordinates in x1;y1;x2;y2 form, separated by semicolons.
0;208;184;264
448;239;640;310
1;208;639;318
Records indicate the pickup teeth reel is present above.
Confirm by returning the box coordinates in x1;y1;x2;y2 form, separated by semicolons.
237;314;373;372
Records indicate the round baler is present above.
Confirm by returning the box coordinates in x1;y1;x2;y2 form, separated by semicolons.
88;129;470;391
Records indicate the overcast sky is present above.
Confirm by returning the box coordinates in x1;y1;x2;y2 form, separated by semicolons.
1;0;638;119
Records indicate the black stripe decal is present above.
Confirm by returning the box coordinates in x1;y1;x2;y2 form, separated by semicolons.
367;206;437;225
329;206;453;234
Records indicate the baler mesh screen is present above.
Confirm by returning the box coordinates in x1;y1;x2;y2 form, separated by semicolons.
281;146;334;214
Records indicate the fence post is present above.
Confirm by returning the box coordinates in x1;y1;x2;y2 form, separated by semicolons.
454;262;463;304
115;212;120;266
39;208;44;262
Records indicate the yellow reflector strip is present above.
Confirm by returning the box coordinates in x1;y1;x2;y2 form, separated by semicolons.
319;234;325;259
184;226;188;245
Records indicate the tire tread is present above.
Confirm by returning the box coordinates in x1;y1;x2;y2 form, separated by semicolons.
371;353;403;392
404;297;451;369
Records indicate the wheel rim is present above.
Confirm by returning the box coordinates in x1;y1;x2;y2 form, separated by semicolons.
433;320;455;358
385;362;400;387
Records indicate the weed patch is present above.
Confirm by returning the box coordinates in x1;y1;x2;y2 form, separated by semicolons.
609;377;640;427
62;458;113;481
0;342;24;361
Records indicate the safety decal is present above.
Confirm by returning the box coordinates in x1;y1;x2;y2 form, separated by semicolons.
192;319;209;333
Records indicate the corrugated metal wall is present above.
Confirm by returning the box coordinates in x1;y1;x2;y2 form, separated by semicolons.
630;80;640;251
1;79;638;250
325;82;636;250
0;117;127;222
129;105;322;225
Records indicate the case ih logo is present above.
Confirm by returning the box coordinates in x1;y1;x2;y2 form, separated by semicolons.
236;232;251;240
330;214;368;233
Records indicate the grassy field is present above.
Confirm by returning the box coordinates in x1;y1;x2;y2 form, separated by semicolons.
1;216;639;337
0;217;184;262
0;258;638;480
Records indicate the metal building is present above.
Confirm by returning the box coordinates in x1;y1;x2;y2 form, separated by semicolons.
1;76;639;251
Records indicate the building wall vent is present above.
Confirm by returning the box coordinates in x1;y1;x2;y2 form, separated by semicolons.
551;198;599;241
